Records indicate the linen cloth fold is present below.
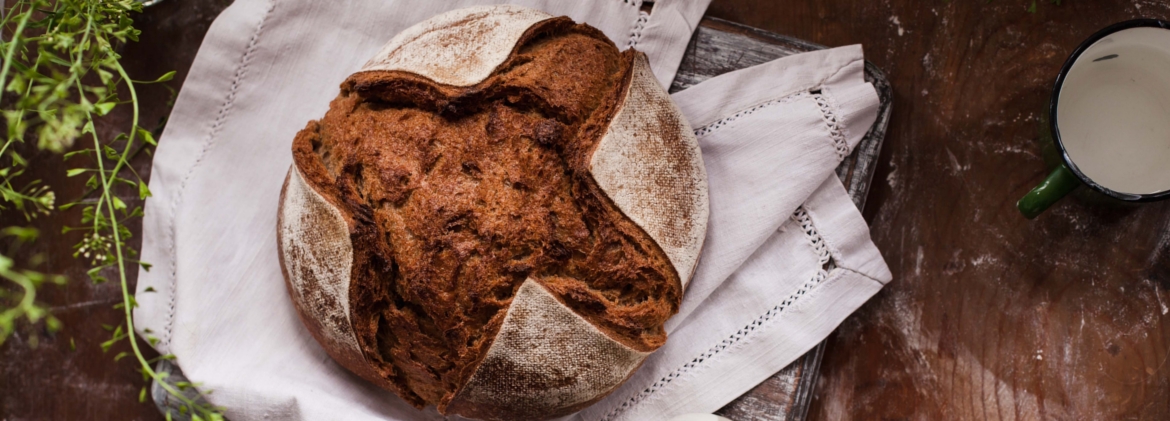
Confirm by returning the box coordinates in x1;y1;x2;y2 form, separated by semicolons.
578;46;889;421
132;0;891;419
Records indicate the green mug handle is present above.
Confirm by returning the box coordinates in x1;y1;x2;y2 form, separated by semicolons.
1017;164;1081;219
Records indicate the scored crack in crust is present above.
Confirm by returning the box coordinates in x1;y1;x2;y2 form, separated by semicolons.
287;17;682;410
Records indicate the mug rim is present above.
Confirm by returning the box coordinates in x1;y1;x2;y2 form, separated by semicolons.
1050;18;1170;202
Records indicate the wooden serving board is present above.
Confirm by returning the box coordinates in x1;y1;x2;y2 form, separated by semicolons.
152;15;892;421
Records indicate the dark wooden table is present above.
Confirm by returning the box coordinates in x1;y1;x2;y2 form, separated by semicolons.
706;2;1170;420
3;1;1170;420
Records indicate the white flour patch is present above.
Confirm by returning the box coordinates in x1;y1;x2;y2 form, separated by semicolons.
1152;221;1170;266
1148;279;1169;315
995;144;1032;155
915;246;924;276
889;15;905;36
945;147;969;174
970;254;1000;268
887;160;900;189
1011;112;1037;123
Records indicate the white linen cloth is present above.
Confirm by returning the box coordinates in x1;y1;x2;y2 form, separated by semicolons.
133;0;891;419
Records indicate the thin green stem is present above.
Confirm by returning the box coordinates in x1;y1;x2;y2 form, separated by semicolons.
71;140;150;202
0;270;35;323
107;71;136;178
0;137;17;159
104;72;137;344
74;9;103;236
83;80;207;417
105;55;214;418
0;0;34;95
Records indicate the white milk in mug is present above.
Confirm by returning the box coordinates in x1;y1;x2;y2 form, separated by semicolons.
1057;26;1170;195
1018;21;1170;219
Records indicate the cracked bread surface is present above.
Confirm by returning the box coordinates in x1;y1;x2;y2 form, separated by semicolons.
287;18;682;410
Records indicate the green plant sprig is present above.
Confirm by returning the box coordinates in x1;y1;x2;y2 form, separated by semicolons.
0;0;222;419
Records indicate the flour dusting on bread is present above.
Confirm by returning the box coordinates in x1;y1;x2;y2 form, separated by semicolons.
361;5;552;86
590;54;709;288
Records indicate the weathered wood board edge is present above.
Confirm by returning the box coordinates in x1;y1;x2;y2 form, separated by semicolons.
669;17;892;421
152;15;893;421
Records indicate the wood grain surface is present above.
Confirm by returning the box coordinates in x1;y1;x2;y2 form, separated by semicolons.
3;1;1170;420
704;1;1170;420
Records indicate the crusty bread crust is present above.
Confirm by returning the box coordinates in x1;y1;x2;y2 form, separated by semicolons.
443;279;649;421
277;5;708;420
361;5;553;87
589;54;709;288
277;167;392;391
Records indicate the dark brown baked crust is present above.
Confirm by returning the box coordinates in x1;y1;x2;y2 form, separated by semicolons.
288;18;681;409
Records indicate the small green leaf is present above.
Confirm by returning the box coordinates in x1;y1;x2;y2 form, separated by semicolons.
88;267;108;284
97;68;114;85
64;148;92;159
2;226;39;242
138;127;157;145
66;168;87;177
7;74;24;93
45;316;62;332
112;196;127;210
144;286;156;292
114;351;129;361
139;181;152;199
94;102;116;116
139;386;147;403
152;71;176;83
100;337;118;353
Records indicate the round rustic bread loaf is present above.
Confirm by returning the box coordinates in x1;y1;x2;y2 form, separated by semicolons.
276;5;708;420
